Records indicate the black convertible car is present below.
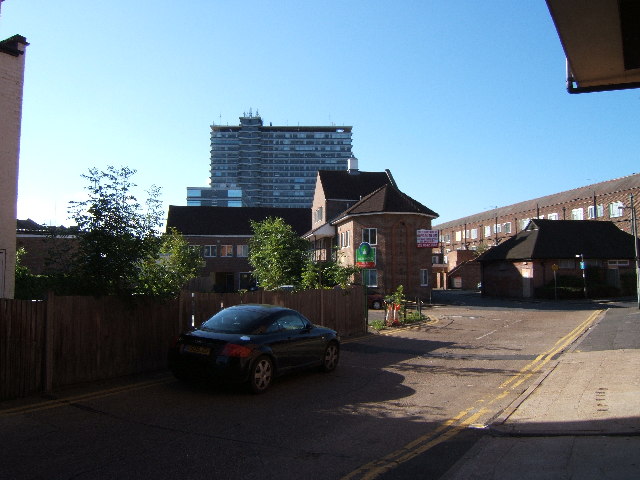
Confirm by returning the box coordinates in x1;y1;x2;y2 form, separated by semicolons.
168;304;340;393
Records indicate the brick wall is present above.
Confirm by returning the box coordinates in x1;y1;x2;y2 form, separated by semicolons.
0;36;28;298
339;214;434;299
437;176;640;254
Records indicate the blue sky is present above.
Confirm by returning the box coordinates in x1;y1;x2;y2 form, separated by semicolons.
3;0;639;226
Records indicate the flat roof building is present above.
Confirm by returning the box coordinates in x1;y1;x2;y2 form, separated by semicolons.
188;110;353;208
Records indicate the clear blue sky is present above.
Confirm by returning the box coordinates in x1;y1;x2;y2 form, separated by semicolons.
3;0;639;226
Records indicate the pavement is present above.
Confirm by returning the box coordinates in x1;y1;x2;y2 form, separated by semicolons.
438;295;640;480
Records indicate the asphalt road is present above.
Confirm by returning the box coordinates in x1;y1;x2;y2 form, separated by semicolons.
0;295;607;480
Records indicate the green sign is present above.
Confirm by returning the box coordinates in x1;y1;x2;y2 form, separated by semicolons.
356;242;375;268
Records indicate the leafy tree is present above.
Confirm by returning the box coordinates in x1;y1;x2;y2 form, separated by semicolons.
248;217;308;290
300;251;360;290
68;166;164;296
136;229;203;298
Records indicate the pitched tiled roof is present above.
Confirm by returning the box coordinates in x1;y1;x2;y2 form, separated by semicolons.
332;184;439;222
318;170;393;200
435;173;640;228
166;206;311;236
477;219;638;262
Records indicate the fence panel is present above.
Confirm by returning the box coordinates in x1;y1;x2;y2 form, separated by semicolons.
49;295;180;389
182;286;366;337
0;299;45;400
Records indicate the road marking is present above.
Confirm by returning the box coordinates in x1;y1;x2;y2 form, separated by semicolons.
0;378;171;417
476;329;497;340
500;309;602;390
342;309;604;480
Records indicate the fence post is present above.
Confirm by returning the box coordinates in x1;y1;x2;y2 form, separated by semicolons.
44;291;54;393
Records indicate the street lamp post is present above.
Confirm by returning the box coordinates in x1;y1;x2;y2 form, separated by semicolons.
576;253;587;299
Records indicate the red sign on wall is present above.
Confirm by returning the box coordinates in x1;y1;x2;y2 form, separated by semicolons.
417;229;438;248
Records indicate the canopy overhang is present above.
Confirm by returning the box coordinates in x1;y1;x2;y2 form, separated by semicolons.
546;0;640;93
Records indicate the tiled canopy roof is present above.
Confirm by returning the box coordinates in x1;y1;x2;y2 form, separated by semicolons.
477;219;638;262
318;170;393;200
333;184;439;221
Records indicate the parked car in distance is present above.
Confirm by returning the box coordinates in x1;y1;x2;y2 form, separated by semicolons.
168;304;340;393
367;288;384;310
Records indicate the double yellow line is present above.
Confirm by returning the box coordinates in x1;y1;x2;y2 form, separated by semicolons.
342;309;603;480
0;378;170;417
500;309;602;391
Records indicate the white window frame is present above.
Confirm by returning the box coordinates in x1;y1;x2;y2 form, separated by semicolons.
548;213;559;220
236;244;249;257
609;201;624;218
484;225;491;237
420;269;429;286
571;208;584;220
470;228;478;240
362;228;377;245
504;222;512;234
219;245;234;257
203;245;217;257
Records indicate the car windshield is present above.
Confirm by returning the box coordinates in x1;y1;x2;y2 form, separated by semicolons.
201;307;273;334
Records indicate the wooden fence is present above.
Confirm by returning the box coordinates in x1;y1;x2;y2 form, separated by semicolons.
0;286;366;401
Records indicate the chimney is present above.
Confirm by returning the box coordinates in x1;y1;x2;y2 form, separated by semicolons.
347;156;359;174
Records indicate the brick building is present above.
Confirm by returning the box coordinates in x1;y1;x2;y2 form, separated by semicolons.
166;206;310;292
478;220;638;298
306;166;439;299
435;173;640;254
16;220;78;275
0;28;28;298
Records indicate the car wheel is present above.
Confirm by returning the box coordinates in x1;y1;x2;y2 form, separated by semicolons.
372;300;382;310
249;356;273;393
321;341;339;372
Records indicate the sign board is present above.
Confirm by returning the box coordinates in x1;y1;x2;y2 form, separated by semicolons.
356;242;376;268
417;229;439;248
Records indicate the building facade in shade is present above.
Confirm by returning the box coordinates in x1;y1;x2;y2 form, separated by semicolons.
187;111;353;208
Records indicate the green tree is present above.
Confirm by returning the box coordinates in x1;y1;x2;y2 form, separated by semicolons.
137;229;203;298
300;250;361;290
248;217;308;290
68;166;163;295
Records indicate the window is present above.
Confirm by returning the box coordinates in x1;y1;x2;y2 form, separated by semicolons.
571;208;584;220
420;269;429;286
484;225;491;237
219;245;234;257
236;244;248;257
559;259;576;269
548;213;559;220
496;223;502;233
504;222;512;234
608;259;630;267
588;204;604;219
362;228;377;245
340;230;351;248
277;314;306;331
314;207;323;223
362;269;378;287
203;245;217;257
431;255;440;264
470;229;478;240
609;201;624;218
443;233;451;243
520;219;529;230
455;231;462;241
